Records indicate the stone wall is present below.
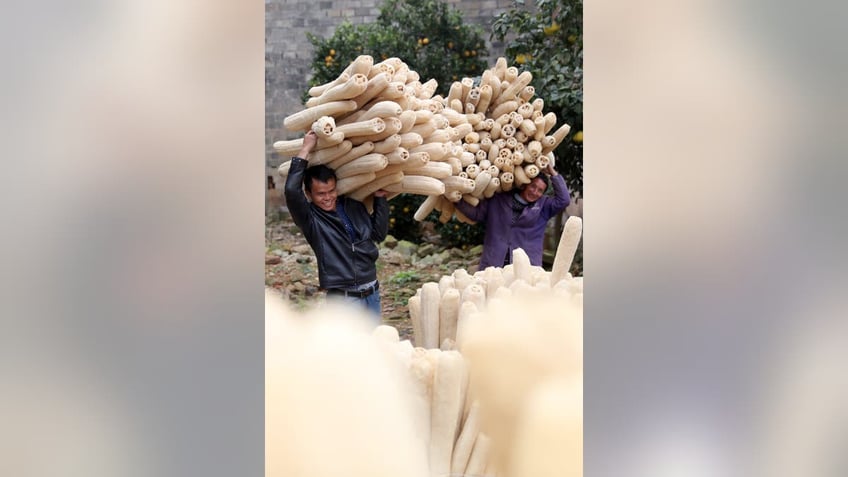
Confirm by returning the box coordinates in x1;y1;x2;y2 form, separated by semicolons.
265;0;519;171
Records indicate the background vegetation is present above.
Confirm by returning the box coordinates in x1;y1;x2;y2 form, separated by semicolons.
306;0;488;98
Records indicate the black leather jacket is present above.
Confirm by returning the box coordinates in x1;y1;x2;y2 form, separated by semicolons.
284;157;389;290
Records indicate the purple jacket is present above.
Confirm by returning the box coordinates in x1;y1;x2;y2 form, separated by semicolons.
454;174;570;269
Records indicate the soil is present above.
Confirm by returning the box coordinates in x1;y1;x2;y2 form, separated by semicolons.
264;211;479;342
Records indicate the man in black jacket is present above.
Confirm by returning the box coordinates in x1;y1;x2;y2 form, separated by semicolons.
284;130;389;320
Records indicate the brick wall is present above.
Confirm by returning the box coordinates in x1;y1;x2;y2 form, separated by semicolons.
265;0;520;172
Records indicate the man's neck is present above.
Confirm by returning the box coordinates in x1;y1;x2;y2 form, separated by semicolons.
513;192;530;205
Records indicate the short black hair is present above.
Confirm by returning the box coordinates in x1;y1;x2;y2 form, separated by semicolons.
519;174;550;193
303;164;337;193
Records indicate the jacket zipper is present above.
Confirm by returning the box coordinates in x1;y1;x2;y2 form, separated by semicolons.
344;199;358;286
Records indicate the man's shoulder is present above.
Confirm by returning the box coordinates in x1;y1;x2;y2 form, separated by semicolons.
338;195;366;211
491;191;514;203
338;195;355;206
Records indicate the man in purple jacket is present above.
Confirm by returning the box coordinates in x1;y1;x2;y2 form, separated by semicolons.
454;163;570;270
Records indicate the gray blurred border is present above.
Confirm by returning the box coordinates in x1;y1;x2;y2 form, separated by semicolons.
586;0;847;475
1;1;265;475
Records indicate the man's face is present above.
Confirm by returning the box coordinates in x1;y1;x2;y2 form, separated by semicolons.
520;177;547;203
307;178;338;212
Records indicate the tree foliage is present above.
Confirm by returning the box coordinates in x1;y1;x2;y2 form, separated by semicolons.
492;0;583;196
306;0;488;99
387;194;485;249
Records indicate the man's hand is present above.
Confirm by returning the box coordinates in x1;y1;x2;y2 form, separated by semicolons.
545;163;557;176
373;189;388;198
297;131;318;160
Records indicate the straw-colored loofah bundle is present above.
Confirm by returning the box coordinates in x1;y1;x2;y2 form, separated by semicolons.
275;55;572;222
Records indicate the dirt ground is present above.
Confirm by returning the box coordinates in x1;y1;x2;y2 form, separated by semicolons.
265;215;476;342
